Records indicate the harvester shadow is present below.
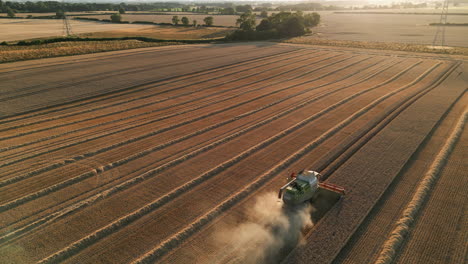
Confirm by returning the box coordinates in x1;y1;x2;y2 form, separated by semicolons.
309;188;342;224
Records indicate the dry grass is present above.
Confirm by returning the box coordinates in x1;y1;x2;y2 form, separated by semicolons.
0;40;181;63
284;37;468;56
77;26;233;40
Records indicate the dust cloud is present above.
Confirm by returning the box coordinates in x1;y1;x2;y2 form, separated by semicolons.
214;192;313;264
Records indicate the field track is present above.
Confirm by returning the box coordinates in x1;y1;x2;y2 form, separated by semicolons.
0;43;466;264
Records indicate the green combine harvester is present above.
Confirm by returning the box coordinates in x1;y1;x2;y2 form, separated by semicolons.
278;170;345;206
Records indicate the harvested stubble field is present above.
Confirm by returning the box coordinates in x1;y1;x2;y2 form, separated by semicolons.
0;18;156;42
0;42;466;264
306;10;468;47
76;26;234;40
72;14;250;27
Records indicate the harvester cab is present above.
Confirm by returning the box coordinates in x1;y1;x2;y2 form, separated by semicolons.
278;170;345;206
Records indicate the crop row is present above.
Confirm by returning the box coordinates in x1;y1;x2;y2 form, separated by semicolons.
34;60;436;264
0;54;362;180
0;49;310;138
0;56;390;229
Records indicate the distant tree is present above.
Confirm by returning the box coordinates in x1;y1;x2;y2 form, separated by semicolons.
110;13;121;23
203;16;214;26
119;7;125;14
236;5;252;13
280;15;306;37
230;11;318;40
260;10;268;18
181;16;189;26
172;15;179;25
236;11;256;31
304;12;320;27
6;7;15;18
193;19;197;27
221;7;236;15
256;19;273;31
56;10;65;19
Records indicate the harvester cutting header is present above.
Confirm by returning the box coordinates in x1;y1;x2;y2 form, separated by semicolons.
278;170;345;205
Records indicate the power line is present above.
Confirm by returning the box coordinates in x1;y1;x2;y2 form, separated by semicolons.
62;13;73;37
432;0;449;47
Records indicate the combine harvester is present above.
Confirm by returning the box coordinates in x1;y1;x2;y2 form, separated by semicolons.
278;170;345;220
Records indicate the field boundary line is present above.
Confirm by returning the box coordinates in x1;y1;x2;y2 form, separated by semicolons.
374;110;467;264
0;58;397;243
0;49;309;129
0;55;365;169
34;60;431;264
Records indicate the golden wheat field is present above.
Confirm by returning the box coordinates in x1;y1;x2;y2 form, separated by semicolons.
0;42;466;264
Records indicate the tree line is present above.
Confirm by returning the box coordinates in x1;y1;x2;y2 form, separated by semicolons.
228;11;320;41
0;1;186;13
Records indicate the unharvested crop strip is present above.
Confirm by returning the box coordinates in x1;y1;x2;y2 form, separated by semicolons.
0;57;398;242
0;47;305;124
129;62;443;264
0;55;364;169
35;60;430;264
0;51;330;146
0;49;311;132
0;56;375;209
374;109;467;264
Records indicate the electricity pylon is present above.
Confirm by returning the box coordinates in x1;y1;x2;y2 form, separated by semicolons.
63;12;73;37
432;0;449;47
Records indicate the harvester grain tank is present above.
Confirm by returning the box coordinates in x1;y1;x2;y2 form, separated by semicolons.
278;170;345;206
